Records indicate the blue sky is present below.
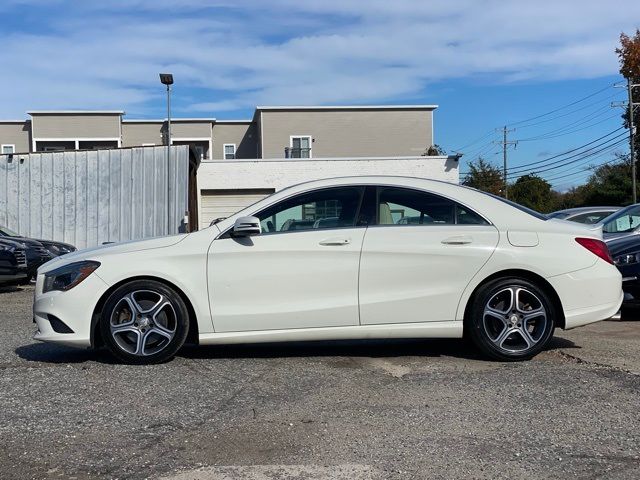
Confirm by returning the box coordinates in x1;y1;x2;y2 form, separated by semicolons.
0;0;638;190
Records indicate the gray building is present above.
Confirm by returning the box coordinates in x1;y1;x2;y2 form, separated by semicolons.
0;105;437;160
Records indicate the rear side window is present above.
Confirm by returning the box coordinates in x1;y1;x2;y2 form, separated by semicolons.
377;187;489;226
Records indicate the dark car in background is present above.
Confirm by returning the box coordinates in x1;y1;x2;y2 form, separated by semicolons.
0;226;76;257
609;235;640;317
0;238;28;286
547;206;620;224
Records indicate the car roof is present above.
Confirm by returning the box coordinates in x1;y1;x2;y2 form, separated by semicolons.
552;206;620;215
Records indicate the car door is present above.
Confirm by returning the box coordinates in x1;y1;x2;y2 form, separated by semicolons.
359;186;499;325
208;186;368;332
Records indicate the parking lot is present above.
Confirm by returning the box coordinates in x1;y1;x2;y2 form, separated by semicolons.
0;286;639;480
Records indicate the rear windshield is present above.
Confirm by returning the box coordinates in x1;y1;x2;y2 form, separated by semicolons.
480;192;549;221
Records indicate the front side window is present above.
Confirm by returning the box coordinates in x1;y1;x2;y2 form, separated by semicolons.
377;187;488;226
257;187;364;233
224;144;236;160
1;145;15;154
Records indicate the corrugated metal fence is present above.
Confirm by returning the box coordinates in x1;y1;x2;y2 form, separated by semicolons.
0;146;189;249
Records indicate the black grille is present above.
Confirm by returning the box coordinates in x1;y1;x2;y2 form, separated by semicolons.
14;249;27;267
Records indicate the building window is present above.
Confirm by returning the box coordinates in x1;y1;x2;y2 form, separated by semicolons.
287;136;311;158
224;144;236;160
1;144;15;154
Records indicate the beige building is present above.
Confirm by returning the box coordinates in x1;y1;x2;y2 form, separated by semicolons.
1;105;457;228
0;105;436;159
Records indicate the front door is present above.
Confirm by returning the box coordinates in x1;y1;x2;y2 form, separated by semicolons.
359;186;499;324
208;186;367;332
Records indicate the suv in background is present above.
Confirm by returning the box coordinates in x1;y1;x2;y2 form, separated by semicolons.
0;238;28;287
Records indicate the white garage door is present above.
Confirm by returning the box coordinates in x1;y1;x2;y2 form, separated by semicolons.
200;189;275;228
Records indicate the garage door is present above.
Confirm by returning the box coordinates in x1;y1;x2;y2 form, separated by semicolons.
200;189;275;228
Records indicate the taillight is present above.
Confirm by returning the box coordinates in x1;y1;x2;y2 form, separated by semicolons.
575;237;613;264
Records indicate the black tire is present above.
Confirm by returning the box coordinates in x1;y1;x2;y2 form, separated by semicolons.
466;277;556;361
100;280;189;364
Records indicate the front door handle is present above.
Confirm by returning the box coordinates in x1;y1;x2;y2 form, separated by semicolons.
441;235;473;245
319;237;351;246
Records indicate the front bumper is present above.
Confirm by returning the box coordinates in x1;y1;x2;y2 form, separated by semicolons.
32;271;109;348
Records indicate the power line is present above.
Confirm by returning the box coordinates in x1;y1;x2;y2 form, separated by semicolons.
510;135;630;179
505;127;624;173
505;83;616;127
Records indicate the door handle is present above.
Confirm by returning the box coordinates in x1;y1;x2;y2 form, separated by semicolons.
441;235;473;245
319;237;351;246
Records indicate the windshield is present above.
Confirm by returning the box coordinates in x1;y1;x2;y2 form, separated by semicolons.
0;226;20;237
601;205;640;234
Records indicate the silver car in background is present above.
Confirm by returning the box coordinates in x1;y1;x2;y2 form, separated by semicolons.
548;206;620;224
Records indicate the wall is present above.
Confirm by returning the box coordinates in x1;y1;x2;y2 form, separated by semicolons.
31;114;121;139
0;146;190;249
171;121;211;139
122;122;163;146
211;122;258;159
0;122;31;153
260;109;434;158
197;156;458;192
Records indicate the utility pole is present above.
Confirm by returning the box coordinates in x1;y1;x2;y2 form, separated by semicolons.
629;79;638;203
494;127;517;199
613;79;640;203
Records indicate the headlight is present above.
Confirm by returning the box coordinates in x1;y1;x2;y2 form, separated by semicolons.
0;244;15;252
43;261;100;293
614;252;640;266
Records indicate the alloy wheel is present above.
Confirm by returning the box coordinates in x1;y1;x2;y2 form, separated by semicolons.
109;290;177;357
482;286;548;353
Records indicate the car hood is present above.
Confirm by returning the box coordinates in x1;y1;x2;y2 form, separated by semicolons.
38;233;189;274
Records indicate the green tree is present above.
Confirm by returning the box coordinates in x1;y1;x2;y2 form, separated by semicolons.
423;144;447;156
509;174;555;212
580;155;633;206
462;158;504;196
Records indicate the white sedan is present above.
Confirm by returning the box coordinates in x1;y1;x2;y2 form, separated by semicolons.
33;176;622;364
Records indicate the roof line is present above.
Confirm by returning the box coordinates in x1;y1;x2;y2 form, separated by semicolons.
27;110;125;115
256;105;438;111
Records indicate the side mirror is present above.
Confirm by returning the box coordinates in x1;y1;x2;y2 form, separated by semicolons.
232;216;261;237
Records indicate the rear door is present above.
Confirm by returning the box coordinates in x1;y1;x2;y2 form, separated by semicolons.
359;186;499;324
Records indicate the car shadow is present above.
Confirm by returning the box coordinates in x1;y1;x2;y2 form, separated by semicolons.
15;343;116;365
15;335;580;365
179;335;580;362
0;285;24;294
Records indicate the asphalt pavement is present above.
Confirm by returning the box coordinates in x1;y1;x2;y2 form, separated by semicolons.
0;285;639;479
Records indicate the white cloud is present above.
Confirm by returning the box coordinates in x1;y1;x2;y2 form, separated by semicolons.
0;0;638;117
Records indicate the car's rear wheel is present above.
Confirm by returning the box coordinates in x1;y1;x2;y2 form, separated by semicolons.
100;280;189;364
467;277;556;361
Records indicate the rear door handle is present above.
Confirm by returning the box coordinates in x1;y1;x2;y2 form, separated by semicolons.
441;235;473;245
319;237;351;246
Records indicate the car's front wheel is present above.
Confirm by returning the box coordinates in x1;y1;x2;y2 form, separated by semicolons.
467;277;556;361
100;280;189;364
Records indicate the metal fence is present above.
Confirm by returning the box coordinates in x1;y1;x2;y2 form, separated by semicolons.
0;146;189;249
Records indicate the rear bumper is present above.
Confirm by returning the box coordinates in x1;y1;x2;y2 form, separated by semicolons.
547;260;623;329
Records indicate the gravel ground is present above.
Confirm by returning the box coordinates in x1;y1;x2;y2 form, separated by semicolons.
1;285;639;480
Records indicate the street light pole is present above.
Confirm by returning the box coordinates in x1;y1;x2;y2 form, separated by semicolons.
159;73;174;233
